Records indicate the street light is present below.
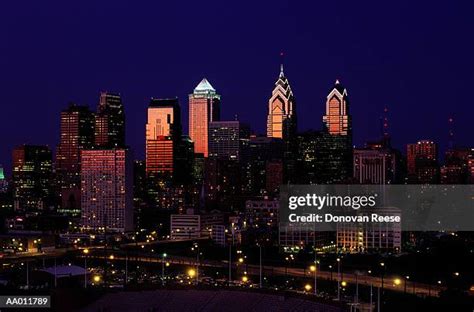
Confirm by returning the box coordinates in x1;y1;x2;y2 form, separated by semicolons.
304;284;312;292
341;281;347;287
83;249;89;288
93;275;101;283
242;276;248;283
309;265;317;295
238;257;244;263
188;268;196;279
162;253;167;286
394;278;401;286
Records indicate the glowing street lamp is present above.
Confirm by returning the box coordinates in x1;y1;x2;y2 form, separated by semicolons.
188;268;196;278
242;276;248;283
93;275;101;283
341;281;347;287
394;278;401;286
304;284;312;292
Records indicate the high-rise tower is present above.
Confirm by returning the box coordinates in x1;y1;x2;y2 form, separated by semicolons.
95;92;125;148
267;64;296;140
323;80;351;136
146;98;182;176
189;78;220;157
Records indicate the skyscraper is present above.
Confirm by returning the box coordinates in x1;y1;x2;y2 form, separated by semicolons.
209;121;241;160
12;145;53;212
95;92;125;148
146;98;182;177
407;141;438;183
56;104;95;216
317;80;353;183
267;64;296;140
323;80;351;136
353;148;397;184
80;149;133;232
189;78;220;157
0;164;7;193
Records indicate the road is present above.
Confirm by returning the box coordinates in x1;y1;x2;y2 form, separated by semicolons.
78;252;444;297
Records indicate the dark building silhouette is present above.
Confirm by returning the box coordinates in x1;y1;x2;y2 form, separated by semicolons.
94;92;125;148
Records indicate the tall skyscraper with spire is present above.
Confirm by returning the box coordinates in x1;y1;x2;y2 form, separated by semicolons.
267;64;296;140
323;80;351;136
316;80;353;183
189;78;220;157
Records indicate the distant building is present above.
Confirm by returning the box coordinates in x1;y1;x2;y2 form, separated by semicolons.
12;145;53;213
407;141;438;183
317;80;353;183
468;148;474;183
440;148;470;184
170;209;224;240
241;136;284;197
353;148;397;184
146;98;182;177
244;199;279;228
80;149;133;232
267;64;296;140
189;79;220;157
209;121;240;160
94;92;125;148
337;208;402;253
323;80;351;136
56;104;95;216
0;165;7;193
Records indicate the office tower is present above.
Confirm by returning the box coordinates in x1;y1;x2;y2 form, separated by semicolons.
407;141;439;183
12;145;53;212
80;149;133;232
440;148;470;184
295;131;320;184
0;165;7;193
146;98;182;177
353;148;397;184
323;80;351;136
337;208;401;253
189;78;221;157
241;136;284;197
56;104;95;215
468;148;474;183
316;80;353;183
94;92;125;148
209;121;240;160
267;64;296;140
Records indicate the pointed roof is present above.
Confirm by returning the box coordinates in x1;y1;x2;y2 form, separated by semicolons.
194;78;215;92
279;64;285;78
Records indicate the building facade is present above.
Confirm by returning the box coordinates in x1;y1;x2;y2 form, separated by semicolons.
189;78;220;157
80;149;133;232
94;92;125;148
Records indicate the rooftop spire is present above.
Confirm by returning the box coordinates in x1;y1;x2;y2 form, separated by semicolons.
279;63;284;78
194;78;216;92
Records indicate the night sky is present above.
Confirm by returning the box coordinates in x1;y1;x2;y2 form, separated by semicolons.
1;1;473;175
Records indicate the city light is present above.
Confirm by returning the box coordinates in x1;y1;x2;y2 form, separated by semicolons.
304;284;312;292
238;257;244;263
93;275;101;283
341;281;347;287
83;248;89;254
242;276;248;283
309;265;316;272
188;269;196;278
394;278;401;286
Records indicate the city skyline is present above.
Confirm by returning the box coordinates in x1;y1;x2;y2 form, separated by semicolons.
1;1;474;173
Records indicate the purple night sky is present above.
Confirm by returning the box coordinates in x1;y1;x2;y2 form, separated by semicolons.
1;1;473;174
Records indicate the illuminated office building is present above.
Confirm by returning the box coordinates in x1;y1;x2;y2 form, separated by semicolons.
267;64;296;140
12;145;53;212
80;149;133;232
407;140;438;183
323;80;350;136
56;104;95;215
189;78;220;157
146;98;181;177
94;92;125;148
